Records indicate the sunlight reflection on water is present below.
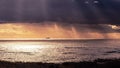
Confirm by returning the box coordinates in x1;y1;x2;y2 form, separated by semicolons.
0;40;120;63
8;45;44;52
2;42;51;52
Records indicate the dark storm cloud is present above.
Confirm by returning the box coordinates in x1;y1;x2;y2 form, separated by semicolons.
0;0;120;24
75;0;120;24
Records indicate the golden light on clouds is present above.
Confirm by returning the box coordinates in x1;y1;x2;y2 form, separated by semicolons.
108;24;120;30
0;23;34;38
0;23;120;39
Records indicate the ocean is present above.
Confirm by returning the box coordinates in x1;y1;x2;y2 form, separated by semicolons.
0;39;120;63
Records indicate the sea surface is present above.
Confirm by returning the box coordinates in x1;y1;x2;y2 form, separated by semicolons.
0;39;120;63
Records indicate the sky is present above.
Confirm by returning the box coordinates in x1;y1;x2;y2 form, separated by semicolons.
0;0;120;39
0;0;120;24
0;23;119;39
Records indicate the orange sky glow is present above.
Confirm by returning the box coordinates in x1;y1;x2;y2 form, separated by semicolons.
0;23;120;39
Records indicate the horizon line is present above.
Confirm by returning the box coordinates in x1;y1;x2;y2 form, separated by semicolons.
0;38;119;40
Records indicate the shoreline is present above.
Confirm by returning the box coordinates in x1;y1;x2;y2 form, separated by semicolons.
0;59;120;68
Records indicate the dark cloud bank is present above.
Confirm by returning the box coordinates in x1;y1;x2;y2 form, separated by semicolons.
0;0;120;24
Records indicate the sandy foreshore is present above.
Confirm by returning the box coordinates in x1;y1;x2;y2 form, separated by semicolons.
0;59;120;68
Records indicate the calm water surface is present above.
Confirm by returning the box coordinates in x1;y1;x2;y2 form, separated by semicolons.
0;39;120;63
